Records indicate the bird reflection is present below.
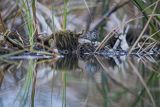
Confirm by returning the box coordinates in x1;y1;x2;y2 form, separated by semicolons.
55;54;79;71
84;57;101;76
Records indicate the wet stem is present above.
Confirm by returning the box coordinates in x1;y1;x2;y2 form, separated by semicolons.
63;0;68;31
62;71;67;107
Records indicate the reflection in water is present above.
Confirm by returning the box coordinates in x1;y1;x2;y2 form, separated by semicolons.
55;54;78;70
0;55;159;107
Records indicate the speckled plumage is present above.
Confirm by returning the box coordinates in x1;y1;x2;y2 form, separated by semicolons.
83;30;99;42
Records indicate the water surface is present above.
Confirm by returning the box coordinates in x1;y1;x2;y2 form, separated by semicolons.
0;55;160;107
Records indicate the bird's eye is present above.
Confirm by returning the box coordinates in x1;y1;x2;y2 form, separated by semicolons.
92;32;97;37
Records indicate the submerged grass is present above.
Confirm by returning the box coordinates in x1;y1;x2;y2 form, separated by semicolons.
13;60;35;107
62;71;67;107
128;60;156;107
131;72;157;107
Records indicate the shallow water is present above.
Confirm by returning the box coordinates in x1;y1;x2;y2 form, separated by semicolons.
0;55;160;107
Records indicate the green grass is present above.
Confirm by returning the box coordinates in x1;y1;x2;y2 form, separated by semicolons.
128;0;159;54
63;0;68;31
133;0;160;39
21;0;37;50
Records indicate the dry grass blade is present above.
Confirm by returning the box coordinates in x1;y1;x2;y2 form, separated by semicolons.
140;42;157;54
83;0;92;20
128;0;159;55
94;27;117;52
128;60;156;107
0;13;6;33
83;0;96;31
37;2;62;31
137;30;160;53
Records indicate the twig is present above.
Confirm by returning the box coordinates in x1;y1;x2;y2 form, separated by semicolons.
90;0;130;31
